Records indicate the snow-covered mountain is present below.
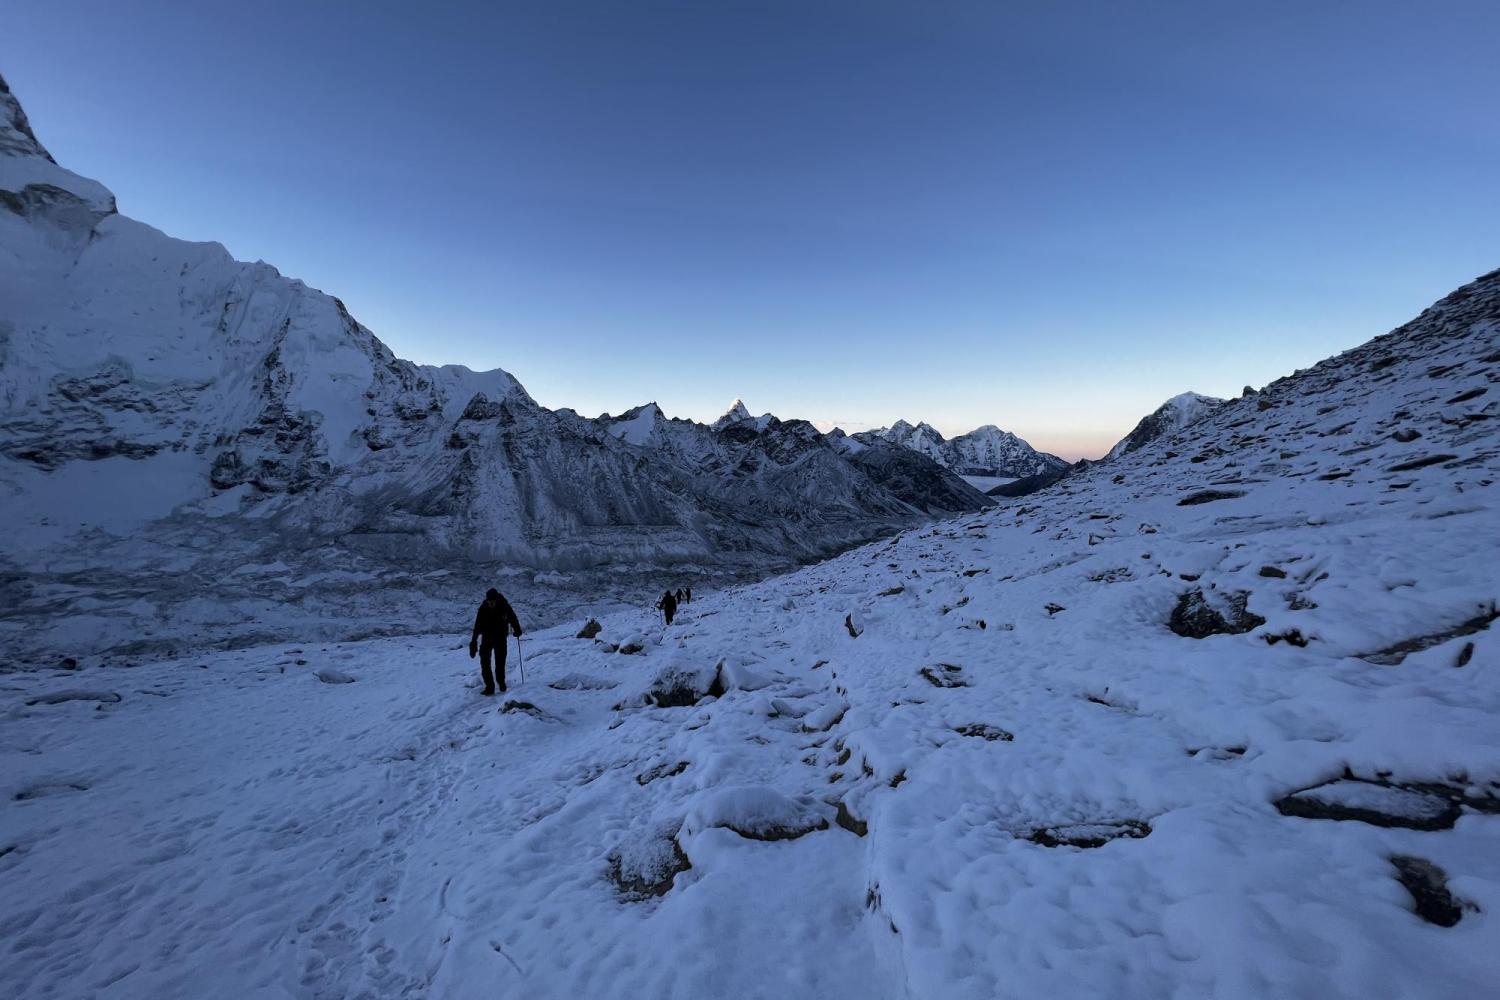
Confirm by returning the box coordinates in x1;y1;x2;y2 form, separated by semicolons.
595;400;990;520
0;75;988;636
852;419;1068;479
8;265;1498;999
1105;390;1227;460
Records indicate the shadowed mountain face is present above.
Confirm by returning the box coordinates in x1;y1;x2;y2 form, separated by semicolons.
0;75;988;587
1106;392;1227;460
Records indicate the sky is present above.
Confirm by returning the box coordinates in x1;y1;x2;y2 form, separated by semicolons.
5;1;1499;459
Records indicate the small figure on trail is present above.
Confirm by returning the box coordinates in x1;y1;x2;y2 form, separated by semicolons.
657;589;678;626
685;586;692;604
469;587;523;696
675;587;686;605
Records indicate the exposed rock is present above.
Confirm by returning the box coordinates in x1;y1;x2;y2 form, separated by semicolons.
877;586;905;597
636;761;689;786
1391;428;1422;443
834;798;868;837
606;827;691;900
683;787;833;842
1263;630;1309;647
1390;856;1468;927
315;669;356;685
1168;589;1265;638
1177;489;1247;506
954;723;1013;741
1029;819;1150;848
576;618;602;640
1258;565;1287;578
1359;606;1498;665
645;662;723;708
1275;778;1462;831
1386;454;1457;472
920;663;969;688
844;614;863;638
1445;387;1487;404
1044;603;1066;615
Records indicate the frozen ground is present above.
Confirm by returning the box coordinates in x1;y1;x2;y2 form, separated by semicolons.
4;271;1499;998
0;530;764;671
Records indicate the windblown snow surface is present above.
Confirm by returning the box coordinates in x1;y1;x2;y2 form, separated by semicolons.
4;271;1500;998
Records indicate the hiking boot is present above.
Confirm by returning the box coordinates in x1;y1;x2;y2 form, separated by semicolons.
482;687;495;696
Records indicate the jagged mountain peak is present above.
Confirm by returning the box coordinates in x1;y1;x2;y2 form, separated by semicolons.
851;419;1066;480
0;74;116;216
712;398;753;429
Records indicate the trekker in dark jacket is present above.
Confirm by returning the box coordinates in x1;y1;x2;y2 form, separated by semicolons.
469;588;522;695
684;586;692;604
657;590;678;626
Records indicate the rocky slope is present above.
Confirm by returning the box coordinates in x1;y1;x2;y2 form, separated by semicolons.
1105;390;1227;460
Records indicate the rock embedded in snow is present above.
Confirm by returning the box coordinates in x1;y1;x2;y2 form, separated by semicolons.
605;824;692;900
644;660;722;707
954;723;1013;741
1028;820;1151;849
919;663;969;688
1177;488;1247;506
1390;856;1468;927
314;669;355;685
1168;589;1265;639
1274;779;1461;831
682;786;833;842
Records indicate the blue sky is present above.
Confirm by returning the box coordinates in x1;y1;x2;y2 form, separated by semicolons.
6;1;1498;459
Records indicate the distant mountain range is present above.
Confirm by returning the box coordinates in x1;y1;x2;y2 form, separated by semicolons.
845;419;1069;480
0;74;1005;580
0;70;1249;584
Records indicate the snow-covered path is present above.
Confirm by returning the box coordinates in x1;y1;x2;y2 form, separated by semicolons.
1;624;908;999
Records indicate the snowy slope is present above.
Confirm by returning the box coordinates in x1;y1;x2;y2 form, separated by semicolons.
1106;390;1228;460
0;76;990;663
854;419;1068;478
5;269;1498;998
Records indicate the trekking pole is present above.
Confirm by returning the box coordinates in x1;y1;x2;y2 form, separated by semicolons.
515;634;526;686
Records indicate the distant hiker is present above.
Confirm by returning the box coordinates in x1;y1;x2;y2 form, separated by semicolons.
675;587;686;605
657;589;678;626
469;588;523;696
685;586;692;604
